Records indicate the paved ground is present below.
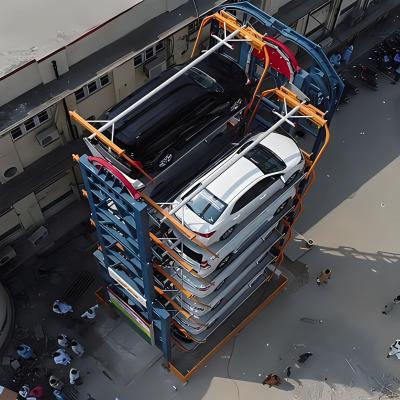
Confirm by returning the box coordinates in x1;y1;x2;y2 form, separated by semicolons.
2;18;400;400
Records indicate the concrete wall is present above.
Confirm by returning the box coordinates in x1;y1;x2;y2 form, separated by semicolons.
0;134;23;183
113;59;137;103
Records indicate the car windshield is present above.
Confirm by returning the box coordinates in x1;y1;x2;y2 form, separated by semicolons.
186;189;227;224
244;144;286;174
176;66;223;92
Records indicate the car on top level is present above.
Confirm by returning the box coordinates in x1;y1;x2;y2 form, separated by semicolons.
91;52;250;172
171;131;305;246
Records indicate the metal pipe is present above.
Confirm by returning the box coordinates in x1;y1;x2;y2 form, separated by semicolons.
98;28;241;133
168;101;304;216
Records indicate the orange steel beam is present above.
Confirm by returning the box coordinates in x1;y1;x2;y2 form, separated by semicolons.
149;233;210;283
169;275;288;382
154;286;191;320
69;111;154;181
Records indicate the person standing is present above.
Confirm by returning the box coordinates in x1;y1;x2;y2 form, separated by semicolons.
69;368;82;385
382;295;400;315
53;300;73;315
53;390;65;400
70;340;85;357
387;340;400;359
342;44;354;65
81;304;99;320
49;375;64;390
316;269;332;285
298;352;313;363
52;349;71;366
57;334;69;348
17;344;33;360
262;373;281;387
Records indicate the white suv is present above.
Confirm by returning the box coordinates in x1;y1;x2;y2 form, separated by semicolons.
172;132;304;246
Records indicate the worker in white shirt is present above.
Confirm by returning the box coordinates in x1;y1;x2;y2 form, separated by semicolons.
49;375;64;390
69;368;82;385
53;300;73;314
57;333;69;348
387;340;400;359
81;304;99;319
70;339;85;357
52;349;72;365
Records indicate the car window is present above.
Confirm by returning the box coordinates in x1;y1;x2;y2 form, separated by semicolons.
231;176;277;214
244;144;286;174
186;189;227;224
176;66;223;92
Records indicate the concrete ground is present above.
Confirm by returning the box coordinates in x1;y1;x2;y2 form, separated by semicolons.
2;17;400;400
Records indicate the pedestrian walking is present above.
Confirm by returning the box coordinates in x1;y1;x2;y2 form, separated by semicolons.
81;304;99;319
298;352;313;363
52;349;71;366
57;334;69;348
262;373;281;387
70;339;85;357
17;344;33;360
28;385;45;398
49;375;64;390
387;340;400;359
392;64;400;84
382;295;400;315
316;269;331;285
69;368;82;385
53;300;73;315
342;43;354;65
18;385;30;398
53;390;65;400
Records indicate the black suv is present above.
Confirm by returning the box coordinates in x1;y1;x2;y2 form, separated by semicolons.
96;52;249;171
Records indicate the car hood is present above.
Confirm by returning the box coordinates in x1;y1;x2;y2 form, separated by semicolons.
260;132;302;168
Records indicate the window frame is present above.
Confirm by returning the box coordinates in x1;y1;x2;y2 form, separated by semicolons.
231;176;277;214
74;73;112;103
9;109;51;142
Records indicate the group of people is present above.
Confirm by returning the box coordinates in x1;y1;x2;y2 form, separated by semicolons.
15;299;99;400
52;300;99;320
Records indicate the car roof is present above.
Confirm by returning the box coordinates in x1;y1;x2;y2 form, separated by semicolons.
207;156;263;204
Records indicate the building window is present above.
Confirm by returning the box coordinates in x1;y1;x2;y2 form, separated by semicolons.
100;74;110;87
134;54;143;67
9;108;52;142
10;127;23;140
133;41;165;69
74;73;112;103
74;88;85;101
188;20;200;35
155;42;165;53
145;47;155;60
24;118;36;132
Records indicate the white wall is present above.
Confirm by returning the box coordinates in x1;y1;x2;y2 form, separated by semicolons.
113;59;137;103
0;134;23;183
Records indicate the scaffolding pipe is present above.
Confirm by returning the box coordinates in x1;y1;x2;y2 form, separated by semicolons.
168;101;304;216
97;28;241;134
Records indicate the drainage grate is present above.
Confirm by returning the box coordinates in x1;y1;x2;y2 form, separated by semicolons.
62;270;95;305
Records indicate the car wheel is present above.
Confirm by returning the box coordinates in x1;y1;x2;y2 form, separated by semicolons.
156;149;175;170
285;172;298;186
274;199;290;217
215;279;226;291
220;226;235;241
216;253;233;270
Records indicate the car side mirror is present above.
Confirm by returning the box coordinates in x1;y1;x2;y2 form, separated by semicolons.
280;175;286;184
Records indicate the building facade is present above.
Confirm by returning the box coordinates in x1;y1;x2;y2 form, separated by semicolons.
0;0;396;250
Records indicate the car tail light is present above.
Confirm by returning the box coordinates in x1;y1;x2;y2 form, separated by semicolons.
200;260;211;269
193;231;216;238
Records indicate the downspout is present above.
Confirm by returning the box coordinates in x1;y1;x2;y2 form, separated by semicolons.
51;61;77;140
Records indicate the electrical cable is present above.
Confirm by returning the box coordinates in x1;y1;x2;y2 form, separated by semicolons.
191;0;200;27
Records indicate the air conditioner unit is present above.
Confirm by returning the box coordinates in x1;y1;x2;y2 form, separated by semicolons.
36;128;60;148
0;245;16;266
28;226;48;247
144;55;167;80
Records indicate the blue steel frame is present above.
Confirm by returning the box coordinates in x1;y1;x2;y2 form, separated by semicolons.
79;155;171;360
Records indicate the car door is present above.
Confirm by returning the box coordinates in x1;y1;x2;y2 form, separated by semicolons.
230;176;279;223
